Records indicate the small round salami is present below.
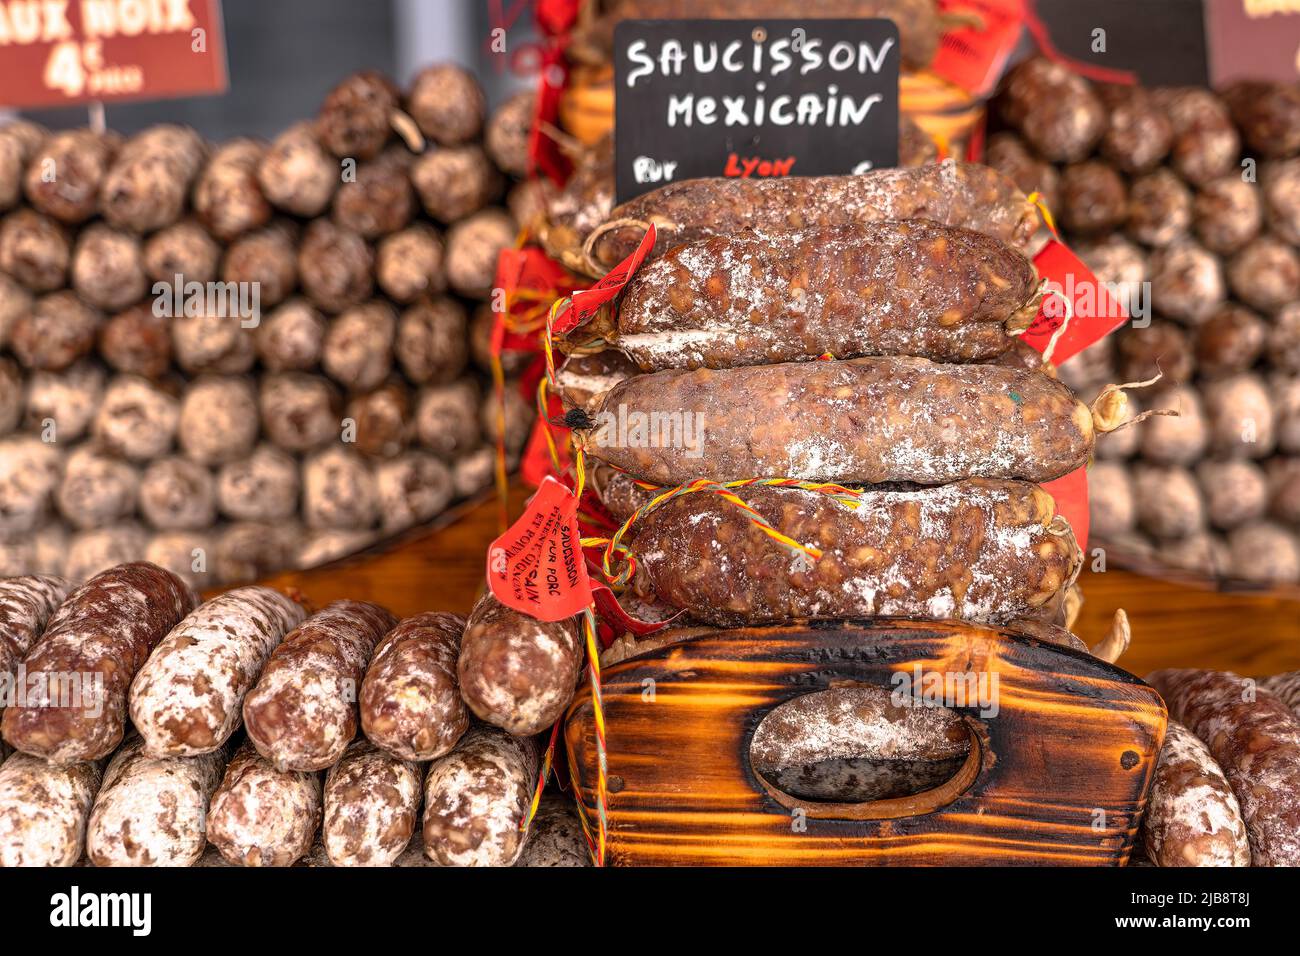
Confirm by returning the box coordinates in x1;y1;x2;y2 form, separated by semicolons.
1148;240;1225;325
1126;169;1191;248
86;734;228;866
192;138;272;241
178;375;259;466
70;223;146;311
396;297;467;385
376;224;445;303
410;145;502;224
9;291;102;372
322;738;421;867
372;451;453;534
444;209;515;300
216;443;301;522
302;446;378;531
360;611;468;761
321;300;396;392
407;64;486;146
458;594;582;737
0;207;70;291
1143;720;1249;867
144;530;215;592
63;523;149;583
260;371;341;453
332;151;413;239
222;223;298;310
130;586;306;756
23;128;115;224
1193;176;1262;255
56;445;139;530
99;304;173;379
139;456;216;530
213;521;301;585
485;91;534;178
0;752;101;867
422;724;537;867
1088;460;1136;540
243;600;397;772
142;217;221;284
1262;159;1300;245
23;359;104;442
0;436;62;538
206;740;322;866
255;297;326;372
345;382;410;459
298;219;373;313
92;375;180;461
317;71;399;160
415;379;482;459
100;125;205;233
257;121;338;217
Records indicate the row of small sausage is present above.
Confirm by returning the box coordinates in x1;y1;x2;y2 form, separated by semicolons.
0;562;587;866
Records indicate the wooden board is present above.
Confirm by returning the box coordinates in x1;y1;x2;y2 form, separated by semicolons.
564;620;1167;866
255;483;1300;679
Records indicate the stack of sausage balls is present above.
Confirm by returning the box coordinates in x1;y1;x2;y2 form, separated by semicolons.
989;58;1300;587
0;64;538;587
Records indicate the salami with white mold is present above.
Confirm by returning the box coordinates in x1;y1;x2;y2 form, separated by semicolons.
360;611;468;761
1;562;196;764
458;595;582;737
1146;668;1300;866
243;600;397;771
86;734;227;866
0;752;101;866
1142;720;1249;867
584;221;1040;371
632;479;1080;628
129;587;307;757
205;740;322;866
589;161;1038;270
0;575;70;696
579;357;1096;487
422;724;538;867
322;738;421;867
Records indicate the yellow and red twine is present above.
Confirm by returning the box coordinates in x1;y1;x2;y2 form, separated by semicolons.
1026;190;1060;240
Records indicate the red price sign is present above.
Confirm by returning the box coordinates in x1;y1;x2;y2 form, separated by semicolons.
0;0;228;108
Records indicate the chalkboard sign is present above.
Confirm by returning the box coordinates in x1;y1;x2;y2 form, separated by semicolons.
613;19;900;204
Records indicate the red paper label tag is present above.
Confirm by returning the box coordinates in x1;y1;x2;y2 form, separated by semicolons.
487;476;591;621
1040;466;1089;552
932;0;1026;96
1021;238;1129;366
552;223;658;335
0;0;228;108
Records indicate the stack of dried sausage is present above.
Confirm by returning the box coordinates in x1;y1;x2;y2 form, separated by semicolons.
0;65;537;589
553;160;1097;636
490;159;1188;817
987;58;1300;587
0;564;589;867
